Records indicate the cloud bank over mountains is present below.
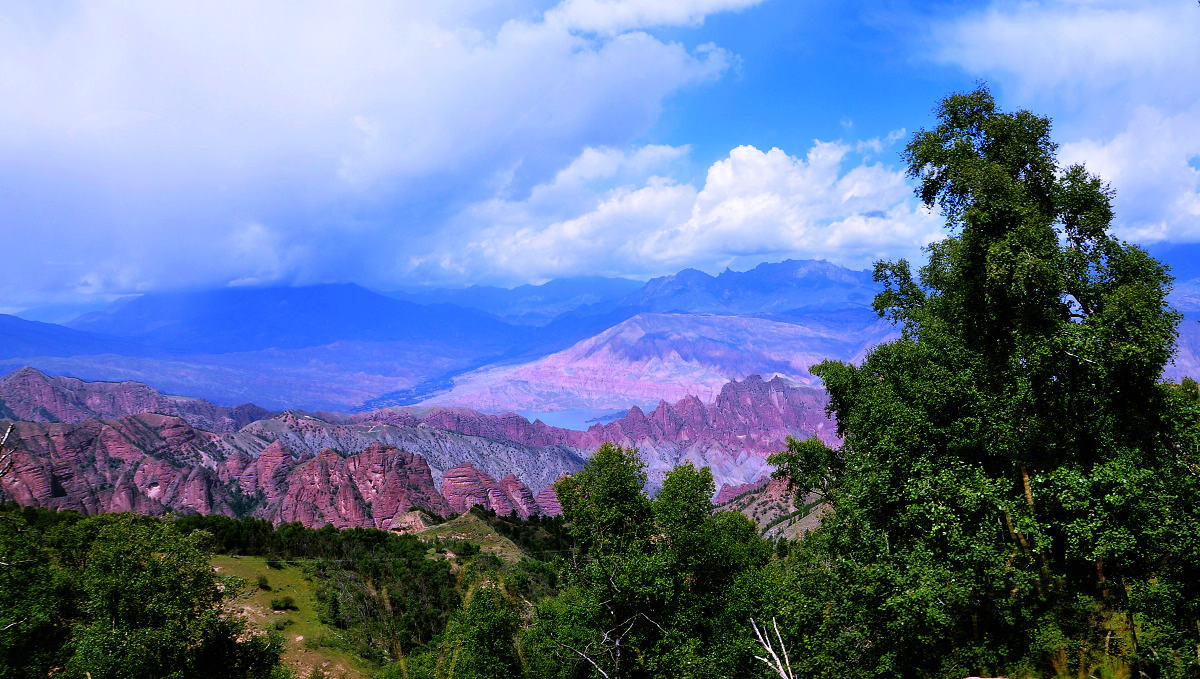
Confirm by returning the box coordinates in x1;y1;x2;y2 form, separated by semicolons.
0;1;755;303
426;137;940;281
1;0;1197;308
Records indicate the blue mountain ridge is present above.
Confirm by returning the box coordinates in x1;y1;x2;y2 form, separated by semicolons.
5;255;1196;413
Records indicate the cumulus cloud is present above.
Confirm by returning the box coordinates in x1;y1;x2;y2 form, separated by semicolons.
935;1;1199;106
932;0;1200;243
417;133;940;282
0;0;750;305
547;0;764;34
1061;107;1200;243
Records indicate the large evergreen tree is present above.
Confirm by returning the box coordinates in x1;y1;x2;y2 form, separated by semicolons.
770;87;1200;678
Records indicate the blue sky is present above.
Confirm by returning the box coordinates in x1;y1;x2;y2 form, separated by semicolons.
1;0;1198;310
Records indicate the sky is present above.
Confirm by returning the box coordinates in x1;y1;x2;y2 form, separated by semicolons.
2;0;1198;311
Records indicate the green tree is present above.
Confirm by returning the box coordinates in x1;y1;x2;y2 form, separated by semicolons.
770;86;1200;678
439;584;522;679
0;511;68;678
65;516;285;679
528;445;772;678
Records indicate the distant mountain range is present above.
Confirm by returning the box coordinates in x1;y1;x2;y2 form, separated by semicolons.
389;276;643;325
0;369;831;526
3;248;1197;533
3;257;1197;414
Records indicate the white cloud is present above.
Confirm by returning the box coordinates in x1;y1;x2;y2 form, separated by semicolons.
1061;107;1200;243
547;0;764;34
935;1;1200;106
419;135;941;282
932;0;1200;243
0;0;745;304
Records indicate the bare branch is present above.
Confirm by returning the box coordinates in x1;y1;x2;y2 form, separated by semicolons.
0;424;15;479
773;617;793;677
552;640;611;679
1064;350;1097;365
751;617;795;679
1;618;26;632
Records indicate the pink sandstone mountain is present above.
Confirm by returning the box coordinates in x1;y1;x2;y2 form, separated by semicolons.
0;370;837;525
220;441;451;529
220;411;584;495
0;415;451;528
416;312;893;412
534;483;564;516
363;374;835;490
438;464;543;518
0;368;587;495
0;367;275;433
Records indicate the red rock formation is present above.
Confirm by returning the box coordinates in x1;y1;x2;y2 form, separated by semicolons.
438;464;550;518
499;474;542;518
714;477;770;504
0;415;450;528
0;371;832;524
0;367;274;433
577;375;834;454
360;375;832;492
440;464;515;516
227;442;449;529
0;414;226;517
534;481;563;517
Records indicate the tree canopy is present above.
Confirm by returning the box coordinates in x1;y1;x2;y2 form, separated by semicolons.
768;85;1200;678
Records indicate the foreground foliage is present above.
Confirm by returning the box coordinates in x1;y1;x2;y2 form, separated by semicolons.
0;509;287;679
768;87;1200;678
521;444;774;679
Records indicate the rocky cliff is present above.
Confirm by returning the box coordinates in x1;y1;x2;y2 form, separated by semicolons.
220;411;585;495
0;370;835;525
0;367;275;433
360;374;833;492
437;464;543;518
0;416;452;527
0;414;231;517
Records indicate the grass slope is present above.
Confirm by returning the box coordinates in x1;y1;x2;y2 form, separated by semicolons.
417;512;526;564
214;556;371;679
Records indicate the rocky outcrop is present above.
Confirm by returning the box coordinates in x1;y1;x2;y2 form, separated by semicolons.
361;375;832;492
714;477;770;504
0;416;451;528
0;371;834;524
713;476;826;540
0;414;229;517
441;464;514;516
438;464;547;518
500;474;541;518
0;367;274;433
259;444;450;530
534;482;563;517
220;411;585;495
